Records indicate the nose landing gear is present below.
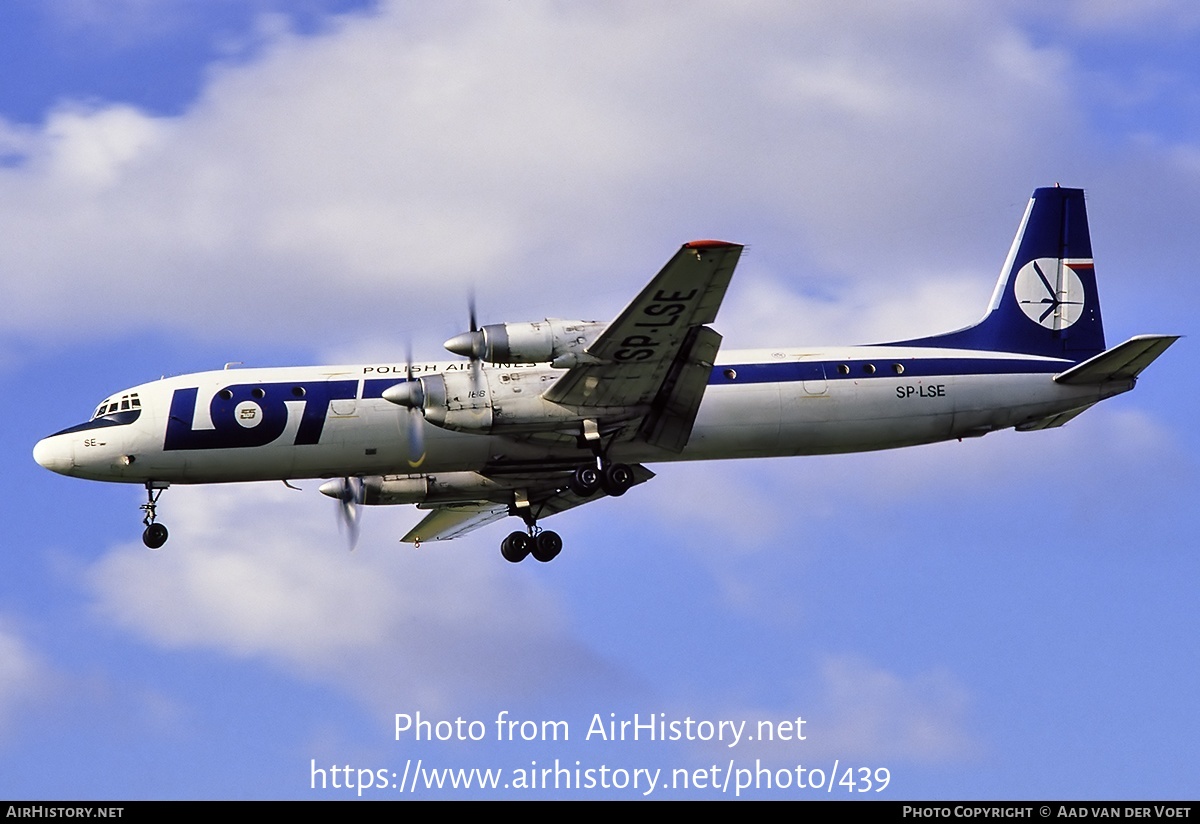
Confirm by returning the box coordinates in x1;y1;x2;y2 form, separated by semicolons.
140;482;170;549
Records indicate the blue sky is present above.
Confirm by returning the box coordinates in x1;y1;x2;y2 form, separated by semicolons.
2;1;1197;800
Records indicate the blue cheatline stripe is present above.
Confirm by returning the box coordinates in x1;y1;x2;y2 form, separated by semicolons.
363;377;402;400
706;357;1064;386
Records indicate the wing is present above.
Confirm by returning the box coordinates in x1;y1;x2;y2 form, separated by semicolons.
399;464;655;543
543;240;743;450
400;241;740;544
399;502;509;543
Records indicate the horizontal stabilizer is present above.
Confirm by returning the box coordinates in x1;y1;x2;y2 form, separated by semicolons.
1054;334;1180;385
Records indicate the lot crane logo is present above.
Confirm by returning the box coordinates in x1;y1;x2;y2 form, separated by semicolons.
1014;257;1086;329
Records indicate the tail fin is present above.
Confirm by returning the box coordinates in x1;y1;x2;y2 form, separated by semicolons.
898;186;1106;360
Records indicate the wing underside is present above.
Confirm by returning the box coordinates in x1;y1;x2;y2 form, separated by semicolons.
399;464;655;543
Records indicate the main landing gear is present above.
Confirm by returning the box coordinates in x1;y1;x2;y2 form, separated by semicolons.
566;448;636;498
499;453;636;564
140;482;170;549
501;528;563;563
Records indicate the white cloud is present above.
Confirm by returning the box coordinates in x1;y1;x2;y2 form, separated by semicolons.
41;105;172;188
84;483;625;713
0;620;50;737
668;654;974;767
1;0;1157;351
808;654;974;761
720;267;989;349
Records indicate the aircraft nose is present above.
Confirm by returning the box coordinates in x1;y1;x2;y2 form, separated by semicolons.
33;436;74;475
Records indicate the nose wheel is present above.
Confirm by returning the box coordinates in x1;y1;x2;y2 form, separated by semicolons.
140;482;170;549
142;522;169;549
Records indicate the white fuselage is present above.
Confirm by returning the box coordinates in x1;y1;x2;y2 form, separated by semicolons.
33;344;1126;486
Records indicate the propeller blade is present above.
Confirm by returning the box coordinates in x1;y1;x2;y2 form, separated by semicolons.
407;407;425;463
466;291;483;392
405;344;425;464
334;476;364;551
441;294;488;391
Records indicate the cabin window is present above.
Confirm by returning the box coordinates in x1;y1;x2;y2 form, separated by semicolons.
892;363;905;374
863;363;876;374
837;364;850;375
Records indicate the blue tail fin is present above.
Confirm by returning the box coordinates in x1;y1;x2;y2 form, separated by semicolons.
896;186;1106;360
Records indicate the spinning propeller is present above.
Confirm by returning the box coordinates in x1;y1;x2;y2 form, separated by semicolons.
403;344;425;465
379;345;428;468
442;291;485;391
317;476;366;550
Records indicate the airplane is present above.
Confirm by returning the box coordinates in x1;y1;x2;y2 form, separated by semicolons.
33;186;1178;563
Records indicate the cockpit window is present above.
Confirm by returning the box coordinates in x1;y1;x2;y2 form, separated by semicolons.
92;392;141;420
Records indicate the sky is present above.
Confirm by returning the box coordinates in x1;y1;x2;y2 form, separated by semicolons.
1;0;1197;800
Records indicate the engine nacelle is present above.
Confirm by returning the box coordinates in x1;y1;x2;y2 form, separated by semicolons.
444;319;606;366
383;367;631;435
320;472;511;506
415;371;493;432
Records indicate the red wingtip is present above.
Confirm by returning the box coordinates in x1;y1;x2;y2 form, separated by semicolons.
683;239;739;249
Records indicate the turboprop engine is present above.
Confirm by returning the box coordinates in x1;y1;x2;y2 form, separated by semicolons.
382;367;631;436
443;319;606;368
382;371;492;432
319;472;510;506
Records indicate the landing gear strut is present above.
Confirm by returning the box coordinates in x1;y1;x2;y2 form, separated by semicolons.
140;482;169;549
499;425;635;564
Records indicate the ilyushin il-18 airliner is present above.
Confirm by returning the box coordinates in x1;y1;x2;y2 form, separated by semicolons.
34;187;1177;562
